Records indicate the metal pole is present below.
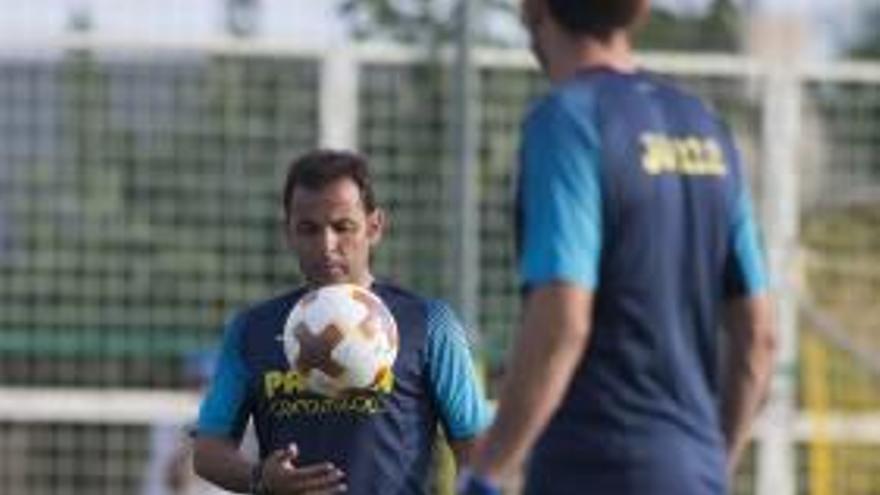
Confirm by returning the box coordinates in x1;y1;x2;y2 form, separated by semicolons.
451;0;481;334
319;49;359;150
756;58;802;495
745;9;807;494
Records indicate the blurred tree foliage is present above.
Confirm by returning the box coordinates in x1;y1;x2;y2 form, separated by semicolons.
636;0;742;52
338;0;517;46
847;4;880;59
338;0;743;52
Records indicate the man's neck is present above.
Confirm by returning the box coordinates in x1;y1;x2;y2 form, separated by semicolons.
547;31;637;84
307;274;374;289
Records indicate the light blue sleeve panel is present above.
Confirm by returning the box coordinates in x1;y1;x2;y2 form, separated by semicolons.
424;300;493;440
196;314;252;439
519;95;603;291
724;187;769;296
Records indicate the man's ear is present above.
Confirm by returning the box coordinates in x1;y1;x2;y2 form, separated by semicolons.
282;216;296;249
367;208;386;245
522;0;546;29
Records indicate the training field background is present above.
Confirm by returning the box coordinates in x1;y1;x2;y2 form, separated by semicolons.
2;1;880;494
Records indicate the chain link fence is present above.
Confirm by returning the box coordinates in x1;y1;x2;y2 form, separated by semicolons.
1;38;880;494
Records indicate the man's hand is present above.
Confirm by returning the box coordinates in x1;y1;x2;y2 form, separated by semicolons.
262;443;347;495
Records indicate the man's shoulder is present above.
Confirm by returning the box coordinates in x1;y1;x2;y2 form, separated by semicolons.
523;80;603;143
372;280;427;305
372;281;461;324
525;85;582;122
633;70;724;124
234;287;306;327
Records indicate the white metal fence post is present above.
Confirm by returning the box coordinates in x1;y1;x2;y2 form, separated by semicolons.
451;0;481;333
756;64;803;495
319;49;359;150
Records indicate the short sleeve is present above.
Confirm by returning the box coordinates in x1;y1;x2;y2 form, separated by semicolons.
423;301;493;440
195;314;252;440
518;96;603;291
724;186;768;296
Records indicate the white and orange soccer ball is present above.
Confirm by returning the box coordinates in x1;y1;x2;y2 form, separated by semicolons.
282;284;398;398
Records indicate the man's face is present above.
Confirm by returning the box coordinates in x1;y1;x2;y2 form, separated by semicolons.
286;178;384;287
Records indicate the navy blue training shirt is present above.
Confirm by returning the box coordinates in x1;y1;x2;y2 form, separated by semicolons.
516;68;767;495
197;282;491;495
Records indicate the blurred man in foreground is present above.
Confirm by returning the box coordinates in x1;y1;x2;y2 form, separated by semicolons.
462;1;777;494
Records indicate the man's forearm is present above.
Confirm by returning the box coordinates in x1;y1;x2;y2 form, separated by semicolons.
475;284;592;481
721;356;770;473
722;296;776;473
193;436;254;493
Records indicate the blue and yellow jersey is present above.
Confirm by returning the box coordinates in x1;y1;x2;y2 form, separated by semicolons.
196;282;491;495
516;68;767;495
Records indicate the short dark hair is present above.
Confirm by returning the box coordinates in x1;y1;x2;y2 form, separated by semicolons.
282;149;377;219
546;0;646;40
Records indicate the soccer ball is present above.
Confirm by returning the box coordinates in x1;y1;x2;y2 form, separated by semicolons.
282;284;398;398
